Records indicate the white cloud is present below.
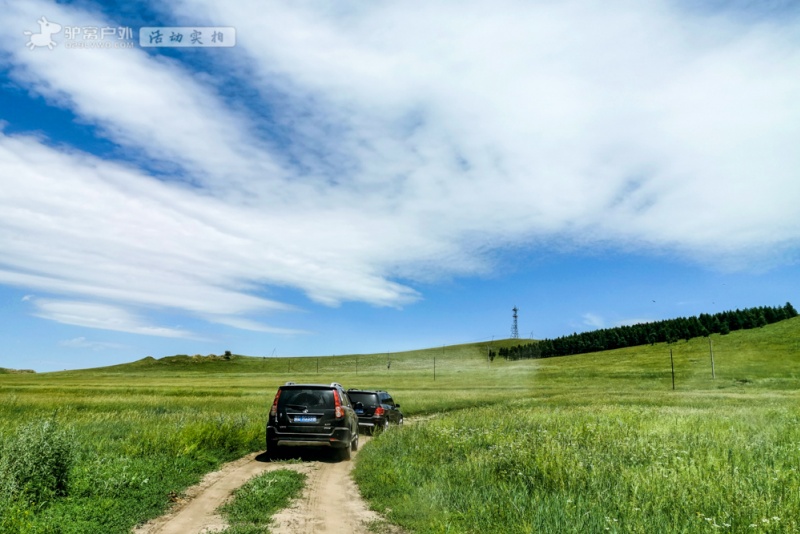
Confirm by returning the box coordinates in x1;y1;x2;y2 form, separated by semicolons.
1;0;799;336
59;336;126;350
207;315;310;335
170;0;800;262
32;299;193;338
3;0;287;196
582;313;605;329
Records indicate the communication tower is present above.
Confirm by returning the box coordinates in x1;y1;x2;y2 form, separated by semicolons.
511;306;519;339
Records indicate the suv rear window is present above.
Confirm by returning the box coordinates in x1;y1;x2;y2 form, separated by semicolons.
279;388;334;410
348;392;379;406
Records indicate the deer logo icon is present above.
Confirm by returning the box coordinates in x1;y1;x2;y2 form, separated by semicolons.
24;17;62;50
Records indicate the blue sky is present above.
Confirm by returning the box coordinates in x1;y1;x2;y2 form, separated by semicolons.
1;0;798;372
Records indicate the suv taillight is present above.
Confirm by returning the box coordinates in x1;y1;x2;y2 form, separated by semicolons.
333;389;345;419
269;389;281;417
374;406;385;416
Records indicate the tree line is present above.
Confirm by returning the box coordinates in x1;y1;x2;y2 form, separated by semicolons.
496;302;798;361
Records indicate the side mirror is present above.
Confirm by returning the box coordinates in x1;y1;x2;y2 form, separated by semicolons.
394;404;400;409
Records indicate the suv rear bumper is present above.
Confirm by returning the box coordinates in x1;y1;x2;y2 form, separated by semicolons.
267;426;352;449
357;416;387;428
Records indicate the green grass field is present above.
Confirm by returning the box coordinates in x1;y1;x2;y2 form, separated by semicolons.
0;317;798;533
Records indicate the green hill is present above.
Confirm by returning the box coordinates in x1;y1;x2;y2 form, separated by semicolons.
0;367;35;374
52;337;532;375
43;314;800;383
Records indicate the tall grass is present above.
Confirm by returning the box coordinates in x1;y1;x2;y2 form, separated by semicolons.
0;419;75;502
0;391;266;533
352;319;800;533
355;404;799;533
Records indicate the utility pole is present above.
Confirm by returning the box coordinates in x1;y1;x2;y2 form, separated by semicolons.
670;349;675;390
709;337;716;379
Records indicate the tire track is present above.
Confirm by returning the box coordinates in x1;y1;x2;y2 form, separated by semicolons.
133;436;403;534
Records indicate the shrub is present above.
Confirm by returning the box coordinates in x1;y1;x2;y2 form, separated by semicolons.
0;419;76;503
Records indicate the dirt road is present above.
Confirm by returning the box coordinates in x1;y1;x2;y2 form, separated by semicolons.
133;436;400;534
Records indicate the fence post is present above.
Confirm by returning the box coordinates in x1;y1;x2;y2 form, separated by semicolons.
670;349;675;390
709;337;716;379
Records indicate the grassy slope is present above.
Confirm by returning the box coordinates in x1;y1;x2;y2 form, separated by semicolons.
0;318;797;532
353;318;800;533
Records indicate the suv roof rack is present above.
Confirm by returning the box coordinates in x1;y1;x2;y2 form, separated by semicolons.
284;381;296;385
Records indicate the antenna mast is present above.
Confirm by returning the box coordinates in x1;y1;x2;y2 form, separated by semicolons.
511;306;519;339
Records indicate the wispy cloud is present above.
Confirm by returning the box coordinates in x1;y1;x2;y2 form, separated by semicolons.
59;336;126;350
582;313;605;329
31;299;193;338
207;315;310;335
1;0;799;338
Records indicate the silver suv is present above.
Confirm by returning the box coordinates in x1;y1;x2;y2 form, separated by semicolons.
266;382;360;460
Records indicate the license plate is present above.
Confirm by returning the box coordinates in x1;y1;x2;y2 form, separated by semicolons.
355;409;364;415
294;415;317;423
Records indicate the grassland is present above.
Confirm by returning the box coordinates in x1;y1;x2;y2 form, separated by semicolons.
0;318;798;533
353;318;800;533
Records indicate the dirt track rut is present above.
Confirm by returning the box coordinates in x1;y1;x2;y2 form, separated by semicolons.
133;436;398;534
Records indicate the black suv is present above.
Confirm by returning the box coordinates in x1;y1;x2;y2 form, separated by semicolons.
346;389;403;434
266;382;359;460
